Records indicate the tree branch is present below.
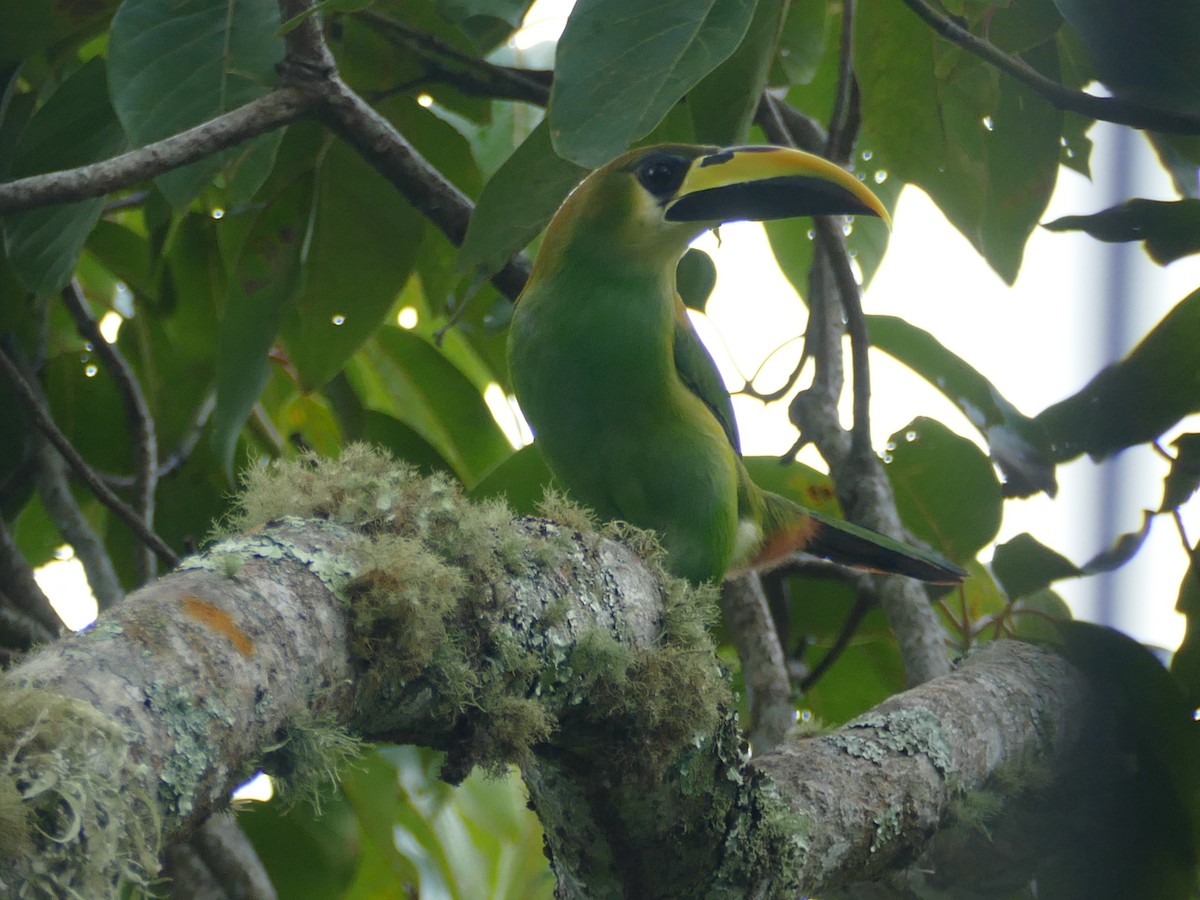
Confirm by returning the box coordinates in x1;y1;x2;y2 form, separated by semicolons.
898;0;1200;134
0;89;315;214
721;574;794;753
0;345;178;571
360;11;552;106
0;511;62;639
0;452;1111;895
62;280;159;585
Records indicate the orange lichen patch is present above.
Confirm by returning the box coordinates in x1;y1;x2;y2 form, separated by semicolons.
751;516;821;570
181;594;255;658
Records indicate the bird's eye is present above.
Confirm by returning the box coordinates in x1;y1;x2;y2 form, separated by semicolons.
636;155;689;198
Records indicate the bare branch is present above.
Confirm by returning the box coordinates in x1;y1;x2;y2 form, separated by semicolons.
722;574;793;753
164;815;277;900
361;11;552;106
899;0;1200;134
0;345;178;570
0;516;62;639
62;281;159;584
0;89;315;214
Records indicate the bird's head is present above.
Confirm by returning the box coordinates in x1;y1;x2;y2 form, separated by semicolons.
536;143;890;271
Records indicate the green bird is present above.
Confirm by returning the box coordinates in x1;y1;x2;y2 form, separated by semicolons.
508;144;966;586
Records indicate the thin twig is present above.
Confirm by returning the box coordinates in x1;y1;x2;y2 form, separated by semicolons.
360;11;552;106
825;0;857;161
100;394;215;490
297;36;533;300
62;281;159;584
0;345;178;568
0;88;315;214
899;0;1200;134
0;515;63;636
799;592;871;693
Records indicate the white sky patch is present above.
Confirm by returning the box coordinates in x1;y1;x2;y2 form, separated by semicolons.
485;382;534;449
35;548;97;631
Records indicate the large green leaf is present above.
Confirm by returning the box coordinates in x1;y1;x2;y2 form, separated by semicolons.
1171;542;1200;707
3;58;126;296
213;179;309;473
107;0;284;206
1161;434;1200;512
991;532;1080;600
1036;288;1200;462
1043;199;1200;266
1051;622;1200;899
0;0;117;63
278;138;425;391
868;315;1056;497
456;119;586;279
856;1;1060;282
549;0;756;166
1051;0;1200;113
883;416;1002;563
345;327;511;486
769;0;829;87
687;0;787;146
469;444;551;514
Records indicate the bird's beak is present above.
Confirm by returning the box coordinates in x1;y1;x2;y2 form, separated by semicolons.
663;146;891;228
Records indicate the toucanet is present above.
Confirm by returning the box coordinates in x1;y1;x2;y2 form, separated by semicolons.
508;143;967;586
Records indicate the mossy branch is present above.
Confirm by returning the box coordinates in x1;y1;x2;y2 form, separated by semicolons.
0;447;1114;896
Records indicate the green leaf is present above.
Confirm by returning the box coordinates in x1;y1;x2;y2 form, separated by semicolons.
770;0;829;86
1150;133;1200;199
1051;621;1200;899
346;327;511;486
857;0;1060;282
549;0;757;166
741;456;841;517
883;416;1002;563
1009;587;1072;642
1079;510;1155;576
432;0;533;27
1171;542;1200;707
457;119;586;279
107;0;285;207
361;410;458;478
0;0;116;63
341;749;440;895
1162;434;1200;511
868;315;1056;497
1043;199;1200;266
469;444;552;514
3;57;126;296
279;139;425;391
991;533;1080;599
239;796;359;898
1036;288;1200;462
988;0;1062;54
1051;0;1200;113
213;180;309;473
688;0;788;146
800;638;906;724
676;248;717;312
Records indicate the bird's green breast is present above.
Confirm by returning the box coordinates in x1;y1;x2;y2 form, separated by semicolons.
509;265;740;583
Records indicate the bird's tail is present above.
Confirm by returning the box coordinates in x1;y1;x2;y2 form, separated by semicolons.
752;491;967;584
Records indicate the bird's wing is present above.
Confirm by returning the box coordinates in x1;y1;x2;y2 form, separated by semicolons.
671;295;741;453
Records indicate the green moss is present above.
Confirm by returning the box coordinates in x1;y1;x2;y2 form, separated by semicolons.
227;445;728;793
0;686;159;895
263;712;363;815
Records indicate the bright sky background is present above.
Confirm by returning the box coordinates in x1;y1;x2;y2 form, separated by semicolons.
36;1;1200;656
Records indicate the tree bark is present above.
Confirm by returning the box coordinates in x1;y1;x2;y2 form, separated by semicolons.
0;450;1110;897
